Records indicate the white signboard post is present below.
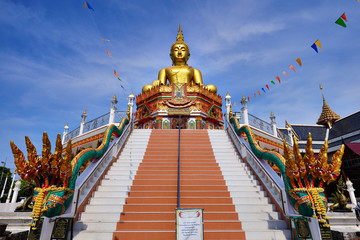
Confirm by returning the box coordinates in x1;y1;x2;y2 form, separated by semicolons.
176;208;204;240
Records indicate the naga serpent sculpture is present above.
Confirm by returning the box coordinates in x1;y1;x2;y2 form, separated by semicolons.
10;118;129;229
230;116;344;228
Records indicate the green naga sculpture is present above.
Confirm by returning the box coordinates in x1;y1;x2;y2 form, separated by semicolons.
10;118;129;229
230;116;344;228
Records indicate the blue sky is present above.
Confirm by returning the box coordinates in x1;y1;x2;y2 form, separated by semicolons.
1;0;360;172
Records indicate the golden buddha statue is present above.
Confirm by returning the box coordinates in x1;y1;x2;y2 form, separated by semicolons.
142;24;217;94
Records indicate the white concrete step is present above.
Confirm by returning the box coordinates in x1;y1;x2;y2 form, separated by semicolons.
74;129;152;239
208;129;290;236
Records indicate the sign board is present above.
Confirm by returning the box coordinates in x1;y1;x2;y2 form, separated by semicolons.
176;208;203;240
51;218;73;240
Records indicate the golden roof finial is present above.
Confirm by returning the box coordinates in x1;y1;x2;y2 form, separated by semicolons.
83;109;87;115
226;91;230;97
177;23;184;42
113;93;117;99
271;112;274;116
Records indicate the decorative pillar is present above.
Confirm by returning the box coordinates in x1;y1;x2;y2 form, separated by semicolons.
79;109;87;135
128;91;135;121
109;94;118;124
346;178;357;205
156;116;163;129
11;180;21;203
5;172;16;203
270;112;277;137
196;117;202;129
241;95;249;125
225;92;231;123
62;123;69;144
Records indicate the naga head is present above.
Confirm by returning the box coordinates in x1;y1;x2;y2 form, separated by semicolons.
10;132;74;229
283;133;344;227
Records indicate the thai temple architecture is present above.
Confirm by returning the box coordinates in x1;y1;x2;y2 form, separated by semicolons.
3;25;360;240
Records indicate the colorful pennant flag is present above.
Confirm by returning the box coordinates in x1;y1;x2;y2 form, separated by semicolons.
258;90;261;96
106;49;112;57
282;71;288;77
315;40;323;50
101;36;110;41
341;13;348;22
296;58;302;67
248;97;250;102
276;76;281;83
114;70;122;81
262;88;266;93
84;0;94;11
289;65;296;72
335;17;347;28
311;43;318;53
266;85;269;90
121;85;125;90
254;93;256;98
271;81;275;85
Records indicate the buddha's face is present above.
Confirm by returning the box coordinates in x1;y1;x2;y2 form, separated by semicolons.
170;43;190;65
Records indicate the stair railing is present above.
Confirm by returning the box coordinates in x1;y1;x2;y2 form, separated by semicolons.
177;115;181;208
226;120;291;216
65;120;132;218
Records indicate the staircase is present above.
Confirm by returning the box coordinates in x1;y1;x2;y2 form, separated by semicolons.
74;128;291;239
208;129;291;239
73;129;152;239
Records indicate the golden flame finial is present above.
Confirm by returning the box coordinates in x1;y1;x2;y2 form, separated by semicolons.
177;23;184;42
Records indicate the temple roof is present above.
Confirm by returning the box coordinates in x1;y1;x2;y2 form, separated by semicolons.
316;85;340;127
329;111;360;139
290;124;327;141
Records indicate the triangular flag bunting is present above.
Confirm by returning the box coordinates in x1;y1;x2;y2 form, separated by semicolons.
341;13;347;22
315;40;322;50
289;65;296;72
254;93;256;98
101;36;110;41
282;71;288;77
335;17;347;28
266;85;269;90
311;43;318;53
262;88;266;93
258;90;261;96
296;58;302;66
276;76;281;83
84;0;94;11
248;97;250;102
114;70;119;78
271;81;275;85
106;49;112;57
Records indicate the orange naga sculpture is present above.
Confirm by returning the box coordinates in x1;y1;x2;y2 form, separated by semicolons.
135;25;223;129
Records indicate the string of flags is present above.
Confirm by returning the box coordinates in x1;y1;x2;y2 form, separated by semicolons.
83;0;127;97
234;11;350;106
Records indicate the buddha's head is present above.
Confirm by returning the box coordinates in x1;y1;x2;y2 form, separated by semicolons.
170;24;190;66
